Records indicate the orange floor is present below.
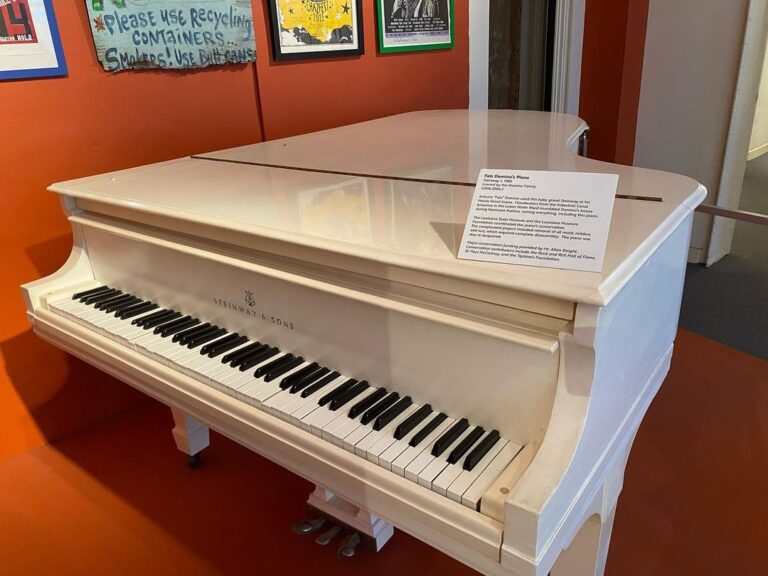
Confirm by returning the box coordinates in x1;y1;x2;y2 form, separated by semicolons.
0;330;766;576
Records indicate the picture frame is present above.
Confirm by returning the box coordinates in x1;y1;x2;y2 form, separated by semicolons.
0;0;67;80
376;0;454;54
266;0;364;61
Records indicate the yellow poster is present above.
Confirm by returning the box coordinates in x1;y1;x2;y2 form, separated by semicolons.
270;0;362;58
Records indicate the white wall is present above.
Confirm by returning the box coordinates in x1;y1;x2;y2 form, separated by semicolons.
469;0;489;109
633;0;749;263
748;40;768;160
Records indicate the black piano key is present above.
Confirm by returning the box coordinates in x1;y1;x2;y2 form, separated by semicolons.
132;308;168;326
201;333;240;356
158;317;197;337
463;430;501;471
432;418;469;457
176;323;214;345
207;335;247;358
82;289;121;305
373;396;413;431
104;296;142;314
118;302;157;320
264;356;305;382
254;353;294;378
230;344;268;367
360;392;400;426
223;342;261;364
141;310;180;329
394;404;432;440
238;346;277;371
318;378;358;407
187;327;227;349
409;413;448;447
280;362;319;390
329;381;370;411
95;293;134;310
290;367;330;394
182;325;220;347
173;322;210;344
447;426;485;464
73;285;111;300
300;371;341;398
348;388;387;419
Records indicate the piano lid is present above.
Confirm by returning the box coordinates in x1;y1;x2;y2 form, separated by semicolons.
50;110;705;309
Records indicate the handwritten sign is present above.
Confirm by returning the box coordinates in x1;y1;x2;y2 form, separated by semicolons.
458;170;618;272
85;0;255;72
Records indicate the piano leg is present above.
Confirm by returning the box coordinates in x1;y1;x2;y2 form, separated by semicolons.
170;408;210;467
550;430;636;576
306;485;395;552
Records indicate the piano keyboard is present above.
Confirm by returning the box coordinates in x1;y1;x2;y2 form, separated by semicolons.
48;285;522;511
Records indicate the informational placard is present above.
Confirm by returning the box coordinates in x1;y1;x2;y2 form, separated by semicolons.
85;0;255;72
458;170;618;272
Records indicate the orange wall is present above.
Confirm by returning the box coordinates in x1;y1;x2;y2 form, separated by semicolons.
1;1;469;463
251;0;469;139
579;0;649;164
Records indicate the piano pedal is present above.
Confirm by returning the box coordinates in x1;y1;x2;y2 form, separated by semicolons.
291;516;327;535
314;524;343;545
186;453;201;469
336;531;363;558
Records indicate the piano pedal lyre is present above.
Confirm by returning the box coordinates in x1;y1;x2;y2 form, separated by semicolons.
305;485;394;553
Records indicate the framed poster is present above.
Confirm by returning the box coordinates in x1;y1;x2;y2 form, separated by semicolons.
0;0;67;80
377;0;453;53
267;0;363;61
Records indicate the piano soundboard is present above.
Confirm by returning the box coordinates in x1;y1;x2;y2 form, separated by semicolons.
22;110;705;576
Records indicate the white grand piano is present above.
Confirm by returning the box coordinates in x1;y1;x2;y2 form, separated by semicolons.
21;111;705;575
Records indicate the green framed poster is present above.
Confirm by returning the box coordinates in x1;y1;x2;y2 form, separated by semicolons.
376;0;453;53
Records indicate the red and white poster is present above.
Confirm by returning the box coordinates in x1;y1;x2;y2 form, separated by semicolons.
0;0;39;44
0;0;66;79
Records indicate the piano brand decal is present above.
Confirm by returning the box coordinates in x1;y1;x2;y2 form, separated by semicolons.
85;0;256;72
212;296;295;330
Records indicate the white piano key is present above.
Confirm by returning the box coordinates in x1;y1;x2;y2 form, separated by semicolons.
304;381;370;436
270;380;331;422
290;377;347;428
234;353;289;395
368;405;421;470
432;462;465;497
377;416;433;472
432;427;488;496
303;403;344;436
341;420;376;453
242;361;309;407
446;439;509;504
217;372;256;396
263;374;336;416
320;388;381;446
357;404;420;462
391;417;455;477
461;442;522;510
415;426;475;488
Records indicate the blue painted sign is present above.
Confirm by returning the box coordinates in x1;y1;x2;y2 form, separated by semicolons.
86;0;255;72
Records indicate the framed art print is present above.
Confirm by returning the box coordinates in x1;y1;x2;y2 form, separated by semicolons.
0;0;67;80
377;0;453;53
267;0;363;61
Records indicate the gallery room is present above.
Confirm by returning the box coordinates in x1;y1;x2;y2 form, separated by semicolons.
1;1;766;575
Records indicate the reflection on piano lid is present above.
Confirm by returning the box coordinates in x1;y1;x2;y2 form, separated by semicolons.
23;111;707;576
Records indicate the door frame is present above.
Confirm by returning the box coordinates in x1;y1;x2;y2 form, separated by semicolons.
469;0;585;113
